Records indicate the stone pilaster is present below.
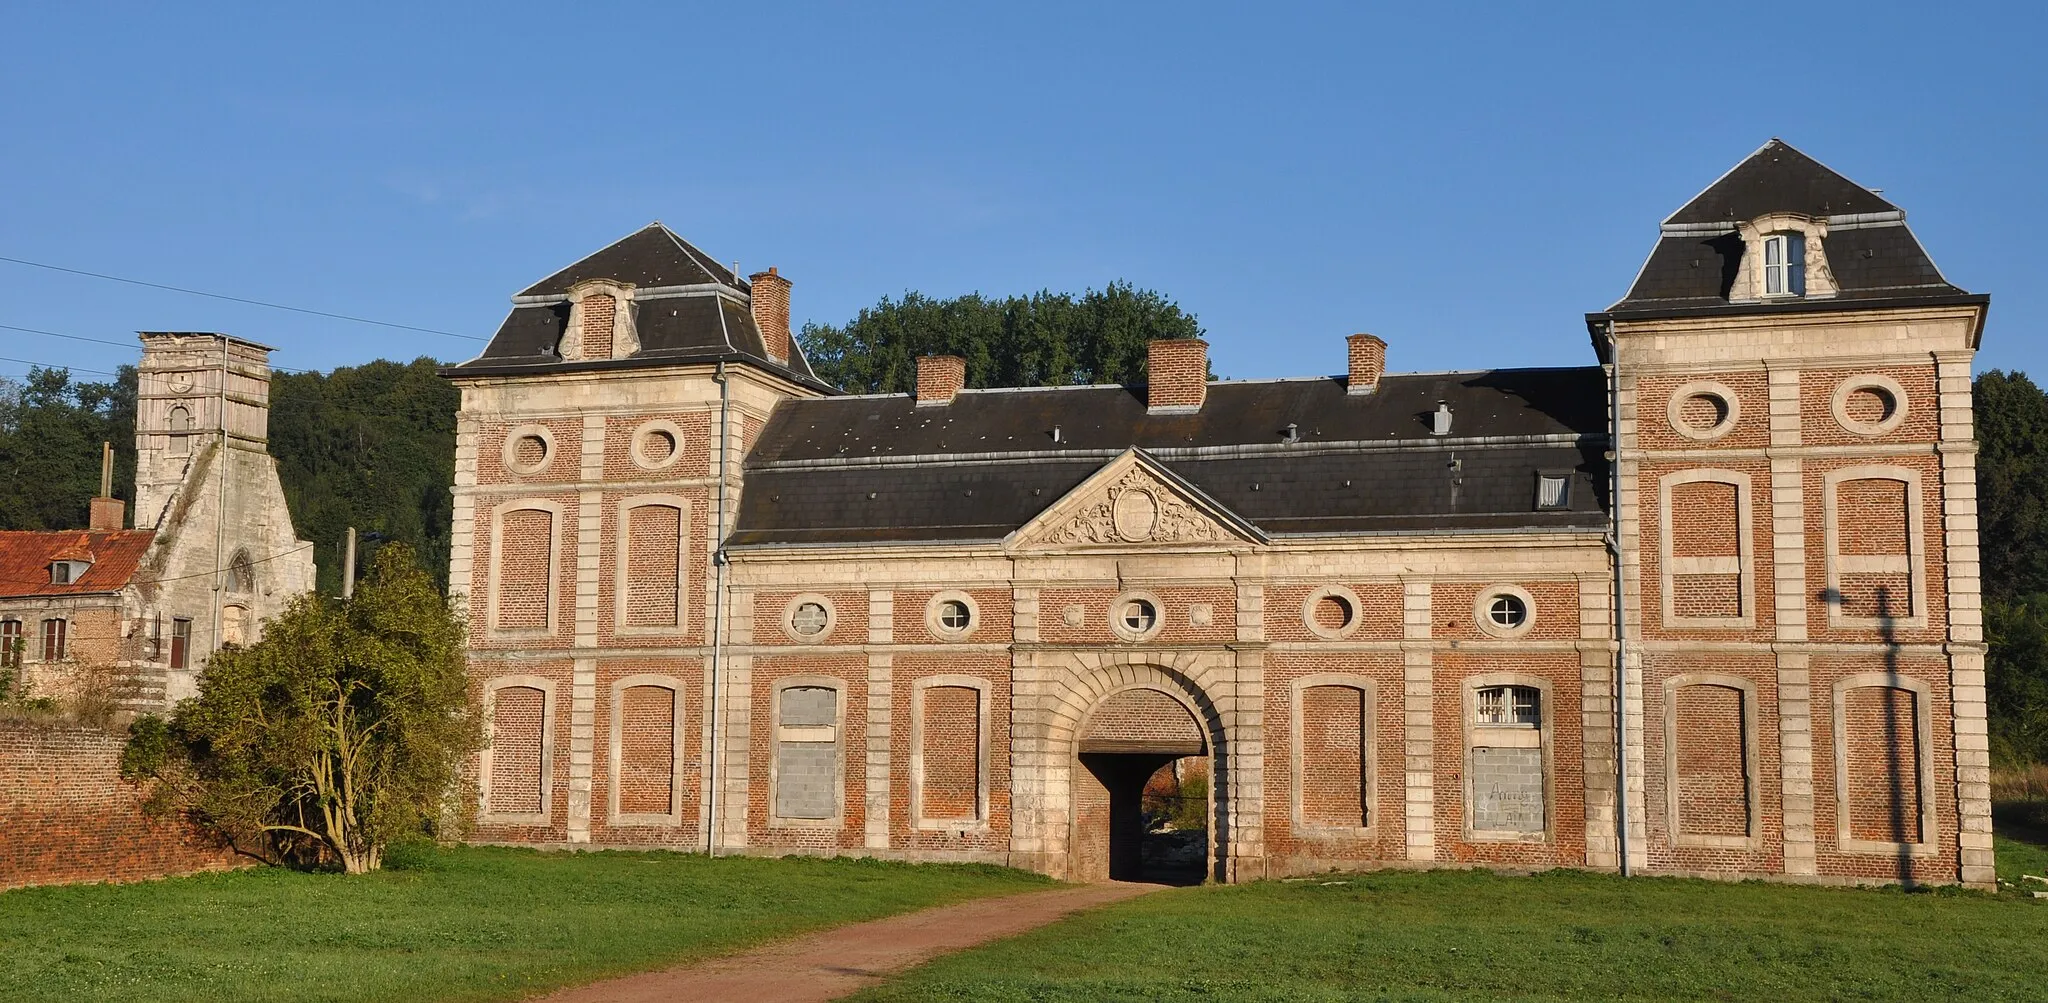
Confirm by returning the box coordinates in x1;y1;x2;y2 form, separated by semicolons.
1402;579;1434;862
448;411;479;608
1225;646;1266;880
866;592;893;850
1777;651;1816;875
1580;574;1619;869
567;656;596;842
1013;587;1038;643
1937;350;1993;887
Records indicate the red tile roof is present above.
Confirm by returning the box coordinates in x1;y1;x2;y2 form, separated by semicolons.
0;530;155;598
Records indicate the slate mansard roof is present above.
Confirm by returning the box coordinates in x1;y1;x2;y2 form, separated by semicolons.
730;368;1610;547
444;223;830;390
1591;139;1984;330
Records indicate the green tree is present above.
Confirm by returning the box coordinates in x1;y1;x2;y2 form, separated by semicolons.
1975;371;2048;766
0;366;137;530
799;282;1206;393
124;544;478;873
269;358;459;593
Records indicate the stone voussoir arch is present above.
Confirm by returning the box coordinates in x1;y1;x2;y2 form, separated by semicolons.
1026;649;1240;882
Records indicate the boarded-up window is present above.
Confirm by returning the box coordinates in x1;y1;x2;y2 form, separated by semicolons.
1835;478;1912;620
497;508;554;630
489;685;547;815
1669;479;1743;620
776;685;840;820
1673;684;1750;837
1300;684;1369;828
1843;685;1922;844
624;504;683;628
920;685;981;821
617;684;676;816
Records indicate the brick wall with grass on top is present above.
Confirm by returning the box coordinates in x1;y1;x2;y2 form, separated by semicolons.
0;722;239;891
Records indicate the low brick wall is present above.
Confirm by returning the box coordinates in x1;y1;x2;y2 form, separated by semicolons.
0;722;241;891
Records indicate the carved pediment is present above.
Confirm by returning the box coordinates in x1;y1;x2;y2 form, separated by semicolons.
1009;450;1261;550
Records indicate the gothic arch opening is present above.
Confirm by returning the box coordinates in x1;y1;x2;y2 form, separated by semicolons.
1071;682;1214;885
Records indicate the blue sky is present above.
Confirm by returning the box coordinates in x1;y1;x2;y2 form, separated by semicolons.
2;2;2042;385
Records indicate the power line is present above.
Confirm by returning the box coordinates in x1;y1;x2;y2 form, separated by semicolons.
1;323;320;374
0;254;487;342
0;354;118;377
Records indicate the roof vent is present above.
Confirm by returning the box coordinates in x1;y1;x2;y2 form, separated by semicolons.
1431;401;1453;436
1281;422;1300;444
914;355;967;407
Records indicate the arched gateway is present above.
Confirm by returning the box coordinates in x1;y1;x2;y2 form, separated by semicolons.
1073;683;1214;883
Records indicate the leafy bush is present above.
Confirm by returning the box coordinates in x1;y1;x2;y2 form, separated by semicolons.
122;544;479;873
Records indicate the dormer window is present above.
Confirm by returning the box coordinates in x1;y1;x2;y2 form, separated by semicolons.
1762;233;1805;297
50;560;90;585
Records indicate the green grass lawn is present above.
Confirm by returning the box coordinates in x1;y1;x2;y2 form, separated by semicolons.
857;843;2048;1003
0;845;1050;1003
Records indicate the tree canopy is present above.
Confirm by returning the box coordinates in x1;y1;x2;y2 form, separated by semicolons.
0;366;136;530
123;544;477;873
268;358;460;593
798;282;1206;394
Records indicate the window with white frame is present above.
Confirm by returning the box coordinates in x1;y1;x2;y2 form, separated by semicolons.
0;619;20;669
1762;233;1805;296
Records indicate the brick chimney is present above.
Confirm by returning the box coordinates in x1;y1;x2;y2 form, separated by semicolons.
749;267;792;365
1146;339;1208;413
915;355;967;406
1346;333;1387;395
88;441;124;531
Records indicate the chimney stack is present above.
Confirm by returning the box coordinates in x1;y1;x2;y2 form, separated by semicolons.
749;267;792;365
914;355;967;406
1146;338;1209;414
88;441;124;531
1346;333;1386;395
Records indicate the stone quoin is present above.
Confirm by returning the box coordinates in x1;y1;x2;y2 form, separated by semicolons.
442;140;1992;887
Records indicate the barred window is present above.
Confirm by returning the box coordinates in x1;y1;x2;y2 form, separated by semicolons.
1477;685;1540;727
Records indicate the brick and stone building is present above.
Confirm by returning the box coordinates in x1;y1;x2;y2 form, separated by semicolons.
444;140;1992;887
0;333;316;710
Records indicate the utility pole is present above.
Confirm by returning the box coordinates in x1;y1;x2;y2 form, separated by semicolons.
342;527;358;600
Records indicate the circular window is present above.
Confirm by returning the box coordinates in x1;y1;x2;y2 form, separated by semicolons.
1831;375;1908;436
1473;584;1536;638
631;420;686;471
1110;591;1165;642
925;591;979;639
783;594;836;640
502;425;556;476
1302;585;1364;640
1667;381;1740;441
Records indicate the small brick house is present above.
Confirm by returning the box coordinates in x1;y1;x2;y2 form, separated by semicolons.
443;140;1992;886
0;334;315;711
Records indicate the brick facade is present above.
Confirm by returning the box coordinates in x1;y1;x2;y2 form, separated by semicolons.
448;146;1990;887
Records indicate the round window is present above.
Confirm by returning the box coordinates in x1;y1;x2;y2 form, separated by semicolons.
1667;381;1740;441
1122;598;1157;632
791;601;829;637
1302;585;1364;640
1488;594;1527;629
631;420;687;470
502;425;556;476
1831;374;1909;436
513;435;548;467
642;428;676;462
939;600;970;630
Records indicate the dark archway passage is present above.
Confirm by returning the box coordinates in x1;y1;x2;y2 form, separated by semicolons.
1071;686;1210;884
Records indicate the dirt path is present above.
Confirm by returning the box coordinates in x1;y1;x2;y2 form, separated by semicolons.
532;882;1160;1003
